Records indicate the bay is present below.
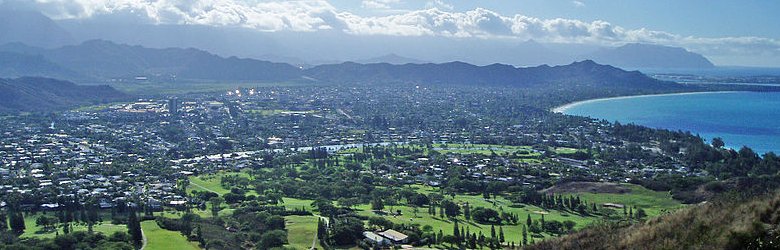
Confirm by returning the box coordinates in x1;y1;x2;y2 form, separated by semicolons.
557;92;780;154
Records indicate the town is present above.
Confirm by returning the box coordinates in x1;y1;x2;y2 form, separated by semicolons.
1;84;738;249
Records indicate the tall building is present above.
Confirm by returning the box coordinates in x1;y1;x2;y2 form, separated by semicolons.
168;98;179;114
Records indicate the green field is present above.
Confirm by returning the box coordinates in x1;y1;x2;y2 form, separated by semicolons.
560;183;684;217
188;170;258;196
433;143;538;155
184;169;682;247
141;220;201;250
285;215;322;250
347;183;683;246
20;214;126;239
354;191;586;244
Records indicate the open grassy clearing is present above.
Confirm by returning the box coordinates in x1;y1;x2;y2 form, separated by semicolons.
20;213;126;239
349;183;683;245
285;215;322;250
559;183;684;217
553;147;583;155
183;162;681;247
141;220;201;250
188;170;258;196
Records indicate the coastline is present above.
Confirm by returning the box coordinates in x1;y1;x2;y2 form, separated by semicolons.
551;91;743;114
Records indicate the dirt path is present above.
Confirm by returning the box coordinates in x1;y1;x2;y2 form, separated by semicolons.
190;181;219;193
140;226;148;250
310;215;329;250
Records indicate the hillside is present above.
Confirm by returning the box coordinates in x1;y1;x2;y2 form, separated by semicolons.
528;191;780;249
304;60;687;92
0;51;85;80
0;77;127;113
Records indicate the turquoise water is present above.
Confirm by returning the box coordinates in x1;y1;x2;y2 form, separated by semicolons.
562;92;780;154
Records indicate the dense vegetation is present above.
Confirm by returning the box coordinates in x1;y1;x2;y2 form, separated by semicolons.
529;187;780;250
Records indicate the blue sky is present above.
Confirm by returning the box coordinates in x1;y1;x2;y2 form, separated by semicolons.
2;0;778;66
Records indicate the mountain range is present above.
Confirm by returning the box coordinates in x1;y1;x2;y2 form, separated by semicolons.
0;40;684;93
0;9;715;69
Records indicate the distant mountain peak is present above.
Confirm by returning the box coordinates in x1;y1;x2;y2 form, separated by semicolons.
355;53;428;65
586;43;715;69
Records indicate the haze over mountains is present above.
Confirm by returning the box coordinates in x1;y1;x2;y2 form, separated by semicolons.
0;37;693;113
0;39;684;91
0;9;715;70
0;77;126;112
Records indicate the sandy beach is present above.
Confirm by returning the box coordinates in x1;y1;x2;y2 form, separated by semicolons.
551;91;742;114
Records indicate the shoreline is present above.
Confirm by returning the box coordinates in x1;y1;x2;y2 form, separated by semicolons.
551;91;743;114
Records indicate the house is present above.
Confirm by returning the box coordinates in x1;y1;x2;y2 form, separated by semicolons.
379;229;409;244
363;231;390;246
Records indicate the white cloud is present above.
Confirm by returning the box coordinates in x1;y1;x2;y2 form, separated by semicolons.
425;0;453;11
572;1;585;8
361;0;400;10
6;0;779;58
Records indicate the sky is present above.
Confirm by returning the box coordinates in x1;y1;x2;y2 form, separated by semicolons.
1;0;779;67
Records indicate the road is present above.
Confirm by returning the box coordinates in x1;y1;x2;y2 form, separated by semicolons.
310;215;329;250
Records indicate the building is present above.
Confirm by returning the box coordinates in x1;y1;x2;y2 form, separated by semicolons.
168;98;179;114
378;229;409;244
363;231;390;246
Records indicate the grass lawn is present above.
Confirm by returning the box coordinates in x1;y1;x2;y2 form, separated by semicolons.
553;147;582;155
188;170;258;196
141;220;201;250
285;215;322;250
354;189;589;245
347;183;684;247
431;143;537;156
20;213;126;239
562;183;685;217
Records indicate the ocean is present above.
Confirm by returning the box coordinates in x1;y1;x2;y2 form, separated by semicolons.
558;91;780;154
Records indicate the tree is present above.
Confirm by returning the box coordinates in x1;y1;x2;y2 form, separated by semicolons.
471;207;501;224
526;214;532;225
330;217;364;245
0;213;7;232
712;137;725;149
258;230;287;249
522;225;528;245
636;208;648;220
464;202;471;220
453;220;460;243
368;217;393;230
209;197;224;218
9;212;25;234
563;220;576;232
127;210;142;246
371;197;385;211
36;215;59;231
441;200;460;218
499;226;505;243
